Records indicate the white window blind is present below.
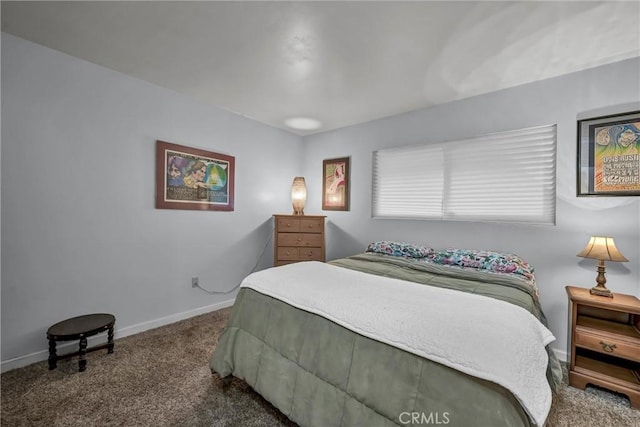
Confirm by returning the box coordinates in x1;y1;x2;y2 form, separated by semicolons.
372;145;444;219
372;124;557;225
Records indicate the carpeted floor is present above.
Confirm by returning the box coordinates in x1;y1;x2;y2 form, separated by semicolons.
1;307;639;426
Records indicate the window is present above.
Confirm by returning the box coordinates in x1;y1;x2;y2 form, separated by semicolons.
372;124;557;225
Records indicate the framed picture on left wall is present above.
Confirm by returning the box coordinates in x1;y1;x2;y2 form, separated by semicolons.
156;140;235;211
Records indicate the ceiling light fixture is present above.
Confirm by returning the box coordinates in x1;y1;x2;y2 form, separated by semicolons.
284;117;322;131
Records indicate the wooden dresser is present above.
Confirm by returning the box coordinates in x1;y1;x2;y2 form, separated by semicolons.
273;214;326;267
566;285;640;409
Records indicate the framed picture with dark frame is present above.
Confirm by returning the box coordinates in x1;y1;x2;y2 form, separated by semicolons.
322;157;350;211
156;140;235;211
577;111;640;196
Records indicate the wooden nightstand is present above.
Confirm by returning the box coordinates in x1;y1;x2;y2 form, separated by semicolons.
273;214;326;266
566;285;640;409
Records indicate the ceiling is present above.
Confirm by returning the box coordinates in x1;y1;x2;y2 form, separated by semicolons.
2;1;639;135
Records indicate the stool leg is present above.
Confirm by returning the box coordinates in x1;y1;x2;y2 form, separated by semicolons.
107;324;114;354
78;337;88;372
48;337;57;370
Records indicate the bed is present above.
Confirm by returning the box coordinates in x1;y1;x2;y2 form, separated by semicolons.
210;242;562;427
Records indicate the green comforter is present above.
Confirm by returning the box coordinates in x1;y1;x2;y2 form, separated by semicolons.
210;254;561;427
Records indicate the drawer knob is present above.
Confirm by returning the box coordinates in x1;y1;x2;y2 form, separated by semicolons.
286;251;291;256
297;238;301;242
599;341;617;353
308;251;313;256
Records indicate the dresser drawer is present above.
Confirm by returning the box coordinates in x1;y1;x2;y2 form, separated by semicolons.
299;218;324;233
278;233;323;247
298;247;324;261
277;247;300;260
575;327;640;362
277;247;324;262
277;217;301;232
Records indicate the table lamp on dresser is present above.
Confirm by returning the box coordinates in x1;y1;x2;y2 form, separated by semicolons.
577;236;628;297
291;177;307;216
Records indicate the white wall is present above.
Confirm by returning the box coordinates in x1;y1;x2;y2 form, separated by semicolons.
0;30;3;364
2;32;639;370
302;57;640;359
1;34;302;369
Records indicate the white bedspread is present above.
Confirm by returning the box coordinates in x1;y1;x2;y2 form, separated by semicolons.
240;261;555;427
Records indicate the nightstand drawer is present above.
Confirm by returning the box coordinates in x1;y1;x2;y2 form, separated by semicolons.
277;233;323;247
575;327;640;362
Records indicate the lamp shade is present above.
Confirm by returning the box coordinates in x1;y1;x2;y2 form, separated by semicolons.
291;177;307;215
577;236;628;262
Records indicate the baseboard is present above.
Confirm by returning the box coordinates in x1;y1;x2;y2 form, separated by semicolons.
2;300;570;373
552;347;568;363
0;299;235;373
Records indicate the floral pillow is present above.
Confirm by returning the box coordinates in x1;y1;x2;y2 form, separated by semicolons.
427;248;535;283
365;241;434;258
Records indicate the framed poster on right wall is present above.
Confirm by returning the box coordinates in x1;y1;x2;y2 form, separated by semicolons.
577;110;640;196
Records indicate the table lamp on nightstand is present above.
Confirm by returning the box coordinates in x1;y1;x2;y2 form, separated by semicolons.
577;236;628;297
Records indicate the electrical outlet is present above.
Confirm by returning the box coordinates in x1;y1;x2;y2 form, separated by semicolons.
192;277;199;288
